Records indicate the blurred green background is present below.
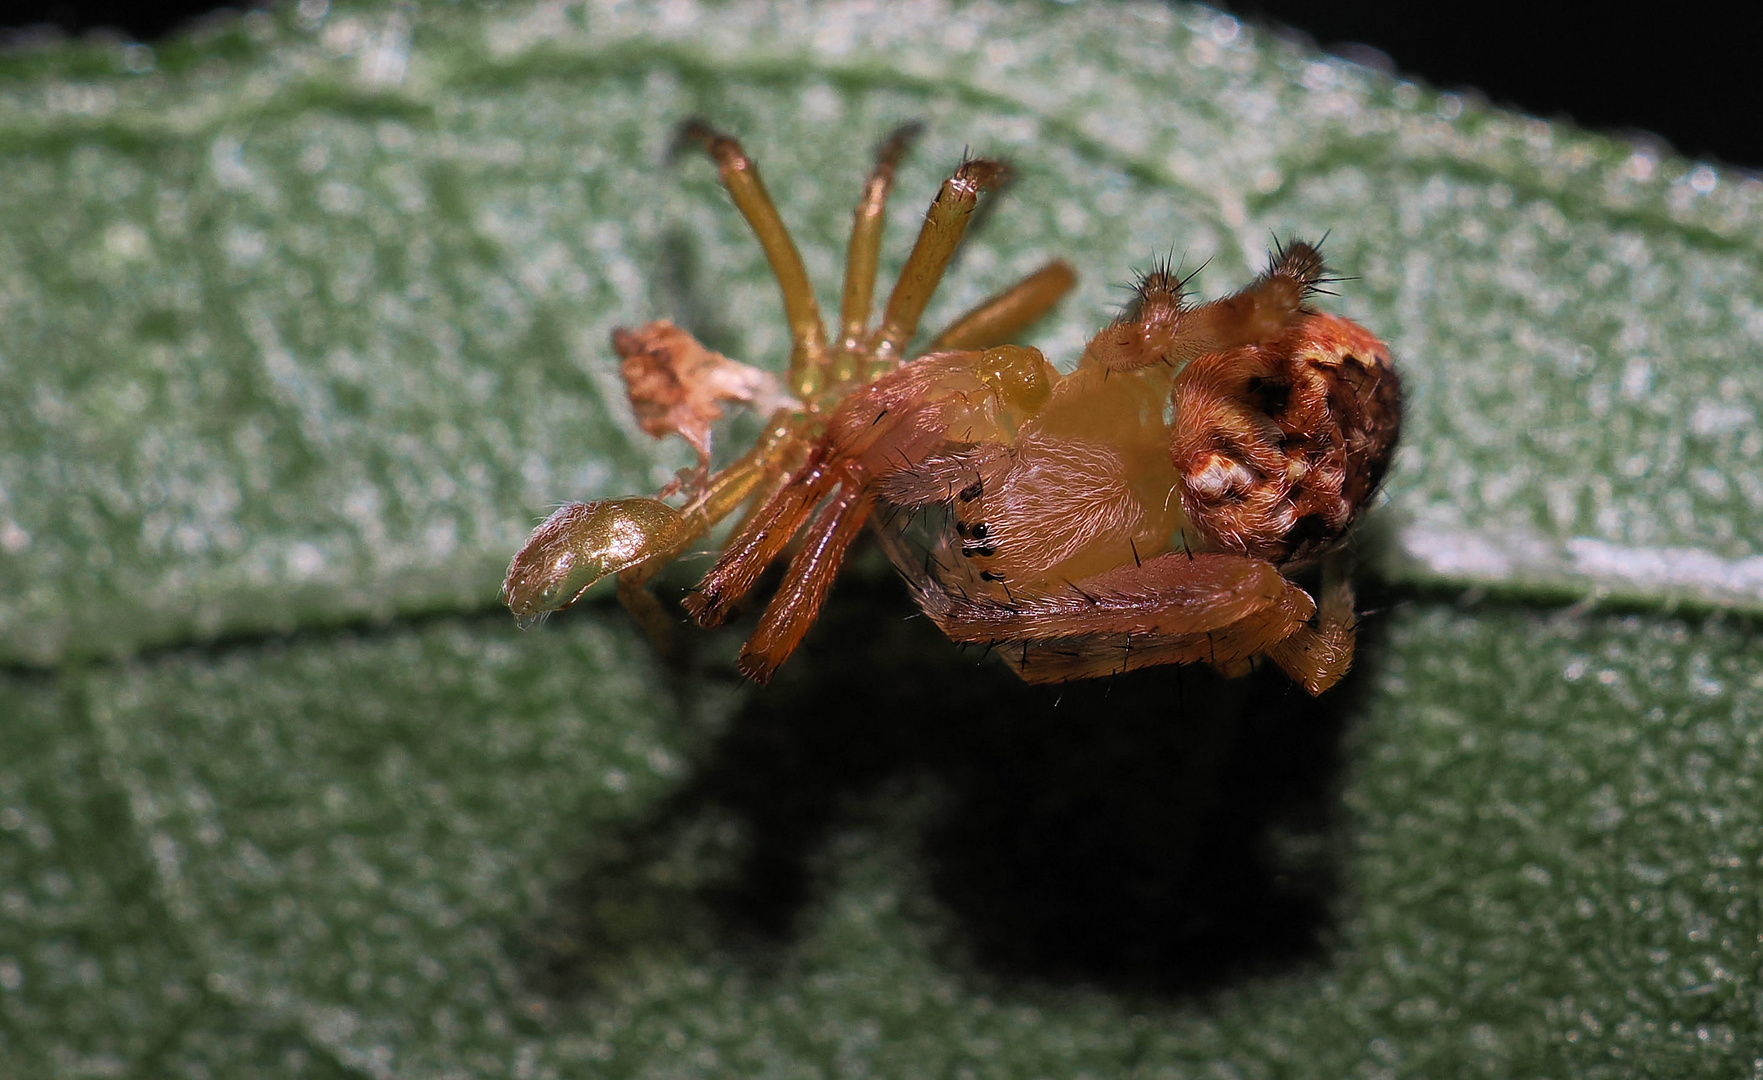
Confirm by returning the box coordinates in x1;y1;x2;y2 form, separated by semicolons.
1;2;1759;1075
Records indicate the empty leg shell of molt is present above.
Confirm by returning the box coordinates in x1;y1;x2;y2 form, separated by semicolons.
503;498;688;626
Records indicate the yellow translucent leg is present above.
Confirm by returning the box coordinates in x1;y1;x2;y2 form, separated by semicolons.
928;260;1077;352
615;570;683;660
867;158;1007;368
678;121;828;396
621;409;807;588
608;410;812;653
827;122;923;387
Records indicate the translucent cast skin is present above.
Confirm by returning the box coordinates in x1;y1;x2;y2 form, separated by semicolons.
503;122;1400;694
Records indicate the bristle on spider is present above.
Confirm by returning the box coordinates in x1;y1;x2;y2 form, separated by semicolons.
948;154;1010;198
1267;235;1351;300
1117;251;1200;325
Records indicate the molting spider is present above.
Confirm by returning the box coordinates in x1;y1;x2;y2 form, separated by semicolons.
502;122;1400;694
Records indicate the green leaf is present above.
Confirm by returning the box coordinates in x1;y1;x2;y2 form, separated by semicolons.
75;600;1763;1077
0;673;353;1077
3;1;1760;1076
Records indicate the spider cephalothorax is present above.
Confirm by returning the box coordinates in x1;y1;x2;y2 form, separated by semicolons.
503;122;1400;694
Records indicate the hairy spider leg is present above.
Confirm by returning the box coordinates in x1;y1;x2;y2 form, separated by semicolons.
681;446;843;627
914;551;1307;640
678;121;828;396
736;483;874;682
727;345;1055;679
1083;240;1331;373
905;550;1329;689
1264;552;1357;694
928;260;1078;352
864;158;1009;374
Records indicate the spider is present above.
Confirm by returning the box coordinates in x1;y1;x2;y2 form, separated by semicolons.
503;122;1400;694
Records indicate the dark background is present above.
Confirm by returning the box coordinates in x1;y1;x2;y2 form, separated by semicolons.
8;1;1762;170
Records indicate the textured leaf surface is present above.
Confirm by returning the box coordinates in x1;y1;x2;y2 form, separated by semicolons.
74;602;1763;1077
2;1;1761;1076
0;674;354;1077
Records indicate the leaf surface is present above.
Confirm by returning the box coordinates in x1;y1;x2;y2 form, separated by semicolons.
2;2;1760;1076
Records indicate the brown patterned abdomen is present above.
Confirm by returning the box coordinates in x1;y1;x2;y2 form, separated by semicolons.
1170;312;1400;565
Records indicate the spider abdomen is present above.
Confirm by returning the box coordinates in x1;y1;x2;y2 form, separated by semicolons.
1171;312;1400;565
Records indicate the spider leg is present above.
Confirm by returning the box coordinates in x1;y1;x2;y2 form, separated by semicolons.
823;123;923;389
681;410;809;535
927;260;1078;351
615;570;683;660
682;452;843;628
685;341;1050;647
612;411;811;646
917;551;1309;640
737;484;874;683
865;157;1008;372
678;121;828;396
1264;552;1357;695
908;550;1331;689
